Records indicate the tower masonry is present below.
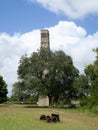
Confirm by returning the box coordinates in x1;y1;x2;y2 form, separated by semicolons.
40;30;50;51
37;29;50;106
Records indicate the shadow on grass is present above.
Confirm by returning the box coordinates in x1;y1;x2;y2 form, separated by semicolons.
23;104;77;109
24;105;49;108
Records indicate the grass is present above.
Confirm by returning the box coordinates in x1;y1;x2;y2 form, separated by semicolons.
0;104;98;130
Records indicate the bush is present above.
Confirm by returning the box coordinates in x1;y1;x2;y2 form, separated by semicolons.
80;96;93;108
90;106;98;115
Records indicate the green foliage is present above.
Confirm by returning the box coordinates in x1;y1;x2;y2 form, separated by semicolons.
80;96;93;108
12;50;79;106
90;105;98;115
12;81;38;103
0;75;8;103
84;48;98;107
73;75;89;100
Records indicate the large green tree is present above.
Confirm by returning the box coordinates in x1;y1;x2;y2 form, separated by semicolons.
12;50;79;105
85;48;98;106
0;75;8;103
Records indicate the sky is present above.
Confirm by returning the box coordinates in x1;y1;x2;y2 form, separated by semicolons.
0;0;98;96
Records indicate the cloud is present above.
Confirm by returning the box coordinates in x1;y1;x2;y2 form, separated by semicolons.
0;21;98;96
48;21;98;72
27;0;98;18
0;30;40;96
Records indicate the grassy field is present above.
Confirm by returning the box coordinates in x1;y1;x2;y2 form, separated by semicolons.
0;104;98;130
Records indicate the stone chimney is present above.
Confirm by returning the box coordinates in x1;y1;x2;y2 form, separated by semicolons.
40;30;50;51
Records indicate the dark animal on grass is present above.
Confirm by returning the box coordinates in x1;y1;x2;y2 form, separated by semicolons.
46;116;51;123
51;114;60;122
40;114;60;123
40;115;46;120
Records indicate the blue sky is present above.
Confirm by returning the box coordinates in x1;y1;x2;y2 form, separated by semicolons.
0;0;98;96
0;0;60;34
0;0;98;35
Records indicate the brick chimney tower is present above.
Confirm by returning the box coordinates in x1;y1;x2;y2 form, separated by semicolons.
40;30;50;51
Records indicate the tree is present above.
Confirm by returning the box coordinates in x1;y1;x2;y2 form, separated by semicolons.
40;50;79;105
12;50;79;106
0;75;8;103
73;75;89;98
12;81;38;103
85;48;98;106
12;81;26;102
73;74;90;107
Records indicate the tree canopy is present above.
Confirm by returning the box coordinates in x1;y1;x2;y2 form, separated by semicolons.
0;75;8;103
12;49;79;105
85;48;98;106
12;47;98;108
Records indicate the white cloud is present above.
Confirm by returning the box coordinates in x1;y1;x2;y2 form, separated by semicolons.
48;21;98;72
0;21;98;96
0;30;40;96
27;0;98;18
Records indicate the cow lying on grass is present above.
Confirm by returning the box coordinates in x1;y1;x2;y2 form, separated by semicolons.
40;114;60;123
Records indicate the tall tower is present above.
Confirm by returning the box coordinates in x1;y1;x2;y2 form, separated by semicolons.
37;30;50;107
40;30;50;51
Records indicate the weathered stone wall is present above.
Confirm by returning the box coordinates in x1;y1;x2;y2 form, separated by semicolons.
37;95;49;106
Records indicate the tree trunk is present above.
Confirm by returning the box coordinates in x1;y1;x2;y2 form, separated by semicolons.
48;95;53;106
